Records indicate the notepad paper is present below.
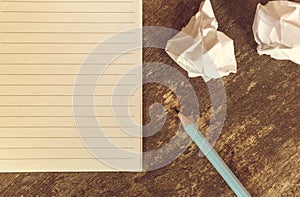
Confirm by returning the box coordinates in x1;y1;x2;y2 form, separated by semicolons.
0;0;142;172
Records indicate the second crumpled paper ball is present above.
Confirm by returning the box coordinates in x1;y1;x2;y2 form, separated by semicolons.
253;1;300;65
165;0;237;82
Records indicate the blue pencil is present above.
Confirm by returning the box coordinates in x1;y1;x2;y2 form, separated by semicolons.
177;112;251;197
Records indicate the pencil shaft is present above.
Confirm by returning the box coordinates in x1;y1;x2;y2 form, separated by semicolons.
185;124;251;197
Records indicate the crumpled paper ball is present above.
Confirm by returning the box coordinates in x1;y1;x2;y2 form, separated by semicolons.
165;0;237;82
253;0;300;65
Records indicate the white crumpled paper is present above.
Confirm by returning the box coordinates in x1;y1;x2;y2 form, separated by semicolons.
165;0;237;82
253;1;300;65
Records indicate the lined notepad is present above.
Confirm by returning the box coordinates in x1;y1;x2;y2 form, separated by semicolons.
0;0;142;171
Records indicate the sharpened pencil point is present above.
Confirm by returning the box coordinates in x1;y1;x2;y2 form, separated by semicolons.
173;107;180;114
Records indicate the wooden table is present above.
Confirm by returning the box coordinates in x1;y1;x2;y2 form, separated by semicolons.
0;0;299;196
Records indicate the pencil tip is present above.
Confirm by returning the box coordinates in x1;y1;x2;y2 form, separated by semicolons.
177;112;193;127
173;107;180;114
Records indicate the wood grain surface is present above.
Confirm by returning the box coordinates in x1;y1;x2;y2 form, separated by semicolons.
0;0;299;196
